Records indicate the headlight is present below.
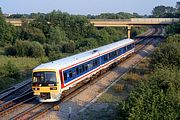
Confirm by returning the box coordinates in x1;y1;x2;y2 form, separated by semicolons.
50;87;57;90
33;88;40;90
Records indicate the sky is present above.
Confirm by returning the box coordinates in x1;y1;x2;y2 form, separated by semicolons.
0;0;179;15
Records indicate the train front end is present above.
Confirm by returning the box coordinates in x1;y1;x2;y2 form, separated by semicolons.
32;70;61;102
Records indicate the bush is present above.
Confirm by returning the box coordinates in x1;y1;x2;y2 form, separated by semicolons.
15;40;33;57
117;68;180;120
114;84;124;92
30;41;45;58
0;61;20;79
12;40;45;58
166;34;180;43
62;40;75;53
150;42;180;69
0;77;16;90
4;45;17;56
20;27;46;44
48;51;63;61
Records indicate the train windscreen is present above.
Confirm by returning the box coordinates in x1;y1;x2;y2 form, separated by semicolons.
33;72;56;83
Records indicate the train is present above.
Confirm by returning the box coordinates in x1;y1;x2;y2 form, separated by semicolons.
32;38;135;102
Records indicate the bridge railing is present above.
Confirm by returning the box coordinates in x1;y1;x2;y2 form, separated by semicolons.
89;19;131;22
131;18;180;23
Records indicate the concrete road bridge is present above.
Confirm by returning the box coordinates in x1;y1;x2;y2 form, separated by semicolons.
90;18;179;38
5;18;180;38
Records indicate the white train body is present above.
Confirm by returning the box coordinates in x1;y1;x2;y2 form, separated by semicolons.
32;39;135;102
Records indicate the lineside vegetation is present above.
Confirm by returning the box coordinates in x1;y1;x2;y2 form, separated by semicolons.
0;8;147;91
117;22;180;120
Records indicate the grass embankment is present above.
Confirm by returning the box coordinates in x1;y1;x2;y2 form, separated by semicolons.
97;58;150;103
79;58;150;119
0;47;48;91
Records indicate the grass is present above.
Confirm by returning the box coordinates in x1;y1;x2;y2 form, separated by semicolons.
80;58;151;119
0;55;47;70
0;47;4;55
0;55;49;91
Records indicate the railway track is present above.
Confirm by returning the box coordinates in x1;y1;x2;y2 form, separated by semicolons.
0;27;163;120
0;79;32;103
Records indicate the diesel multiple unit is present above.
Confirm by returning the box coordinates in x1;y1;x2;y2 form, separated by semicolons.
32;39;135;102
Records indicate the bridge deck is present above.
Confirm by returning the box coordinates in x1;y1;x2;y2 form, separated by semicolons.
5;18;180;27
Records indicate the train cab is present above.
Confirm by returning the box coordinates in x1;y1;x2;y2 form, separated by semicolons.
32;70;61;102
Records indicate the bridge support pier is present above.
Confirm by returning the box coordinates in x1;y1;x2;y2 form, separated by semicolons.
127;25;131;39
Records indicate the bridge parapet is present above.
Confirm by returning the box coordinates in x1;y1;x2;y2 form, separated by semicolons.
130;18;179;24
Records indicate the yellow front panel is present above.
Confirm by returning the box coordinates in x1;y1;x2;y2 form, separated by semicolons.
32;86;59;93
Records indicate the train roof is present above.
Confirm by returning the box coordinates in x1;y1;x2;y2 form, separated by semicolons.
33;38;134;71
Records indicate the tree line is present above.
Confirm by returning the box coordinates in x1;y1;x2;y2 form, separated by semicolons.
1;9;145;61
151;2;180;18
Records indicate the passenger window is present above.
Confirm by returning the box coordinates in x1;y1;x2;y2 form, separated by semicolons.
113;51;116;57
93;60;96;66
116;50;118;56
131;44;134;48
109;53;113;59
69;70;73;78
95;59;98;65
104;55;108;61
127;45;131;50
76;67;79;74
84;64;88;71
63;72;67;81
79;66;83;73
88;62;93;69
82;65;85;72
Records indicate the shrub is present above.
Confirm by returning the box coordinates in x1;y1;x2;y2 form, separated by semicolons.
20;27;46;44
0;77;15;90
150;43;180;69
62;40;75;53
15;40;33;57
123;72;141;81
48;51;62;61
114;84;124;92
30;41;45;58
0;61;20;79
166;34;180;43
117;68;180;120
4;45;17;56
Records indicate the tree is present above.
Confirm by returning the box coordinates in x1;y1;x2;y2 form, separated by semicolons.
48;26;68;44
76;38;98;51
62;40;75;53
176;2;180;10
30;41;45;58
0;13;16;46
152;5;176;18
15;40;33;57
0;7;2;15
117;68;180;120
166;21;180;34
166;34;180;43
20;27;46;44
94;29;111;46
150;43;180;69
